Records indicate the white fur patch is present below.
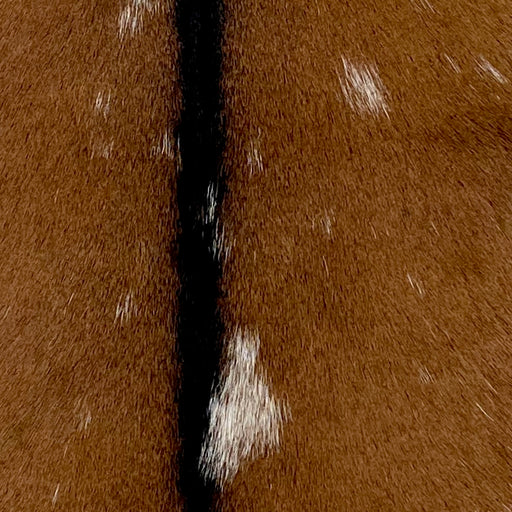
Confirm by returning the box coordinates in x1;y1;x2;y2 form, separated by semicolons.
199;328;289;487
115;291;137;324
94;90;111;118
476;56;508;84
247;140;264;175
205;182;218;225
212;220;234;263
443;53;461;73
151;129;174;158
338;58;389;117
119;0;159;39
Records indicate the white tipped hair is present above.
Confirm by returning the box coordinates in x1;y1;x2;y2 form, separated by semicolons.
199;328;290;487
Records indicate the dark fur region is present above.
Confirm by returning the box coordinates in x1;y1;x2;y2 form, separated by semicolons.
175;0;226;510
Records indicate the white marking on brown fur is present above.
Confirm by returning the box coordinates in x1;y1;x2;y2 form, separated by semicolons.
115;292;137;324
406;273;425;297
51;484;60;506
74;397;93;433
322;255;329;277
212;221;234;262
91;139;114;159
476;56;508;84
430;221;440;236
312;209;335;238
78;410;92;431
411;0;435;12
321;210;334;237
475;402;495;422
248;140;264;175
119;0;159;39
199;328;290;487
419;366;434;384
443;53;461;73
337;58;389;117
151;129;174;158
94;91;111;118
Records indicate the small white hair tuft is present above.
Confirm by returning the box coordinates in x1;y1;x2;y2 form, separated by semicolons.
337;57;390;118
119;0;159;39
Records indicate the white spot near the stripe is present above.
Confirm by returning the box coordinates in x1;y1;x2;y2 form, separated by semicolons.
205;182;217;225
176;135;182;172
151;129;174;158
212;220;234;263
337;57;389;117
115;291;137;324
52;484;60;506
199;328;290;487
119;0;159;39
248;140;264;175
94;90;112;117
476;56;508;84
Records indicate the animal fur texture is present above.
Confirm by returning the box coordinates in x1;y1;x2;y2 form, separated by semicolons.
208;0;512;510
2;0;512;510
0;1;182;510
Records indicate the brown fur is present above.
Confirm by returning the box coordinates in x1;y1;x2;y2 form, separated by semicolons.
216;0;512;510
0;1;181;510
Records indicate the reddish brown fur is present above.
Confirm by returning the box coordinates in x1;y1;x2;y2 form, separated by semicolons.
0;1;182;510
4;1;512;510
215;0;512;510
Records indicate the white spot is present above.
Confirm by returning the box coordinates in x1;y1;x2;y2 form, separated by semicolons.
476;56;508;84
248;140;264;175
320;210;334;237
94;90;111;117
151;129;174;158
419;366;434;384
74;397;93;432
337;58;389;117
0;305;11;321
443;53;461;73
411;0;435;12
52;484;60;506
199;328;290;487
205;182;217;225
212;220;234;263
119;0;159;39
90;139;114;159
78;410;92;431
406;273;425;297
115;291;137;324
312;210;335;237
430;221;440;236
